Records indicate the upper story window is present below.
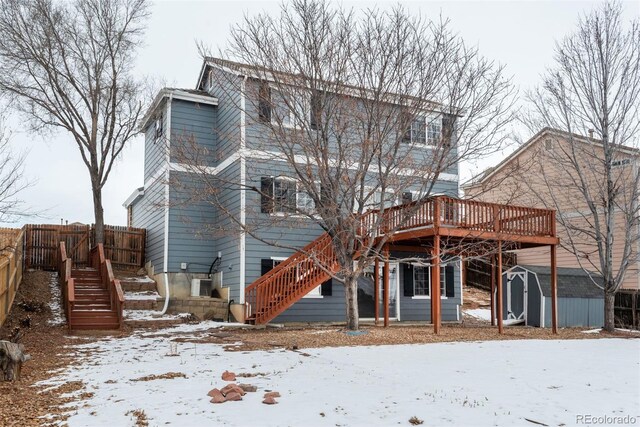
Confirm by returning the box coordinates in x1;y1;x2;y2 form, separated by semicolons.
258;82;304;128
261;176;316;214
154;112;163;142
403;115;443;146
612;158;632;168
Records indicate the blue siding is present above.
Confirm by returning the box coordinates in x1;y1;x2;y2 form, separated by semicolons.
544;296;604;328
207;67;241;161
169;99;218;167
131;119;167;272
167;170;217;273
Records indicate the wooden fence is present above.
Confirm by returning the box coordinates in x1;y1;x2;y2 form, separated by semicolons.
24;224;145;271
0;229;24;326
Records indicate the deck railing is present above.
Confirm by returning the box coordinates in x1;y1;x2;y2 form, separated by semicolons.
57;242;75;324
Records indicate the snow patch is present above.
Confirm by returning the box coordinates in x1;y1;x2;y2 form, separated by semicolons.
463;308;492;321
47;273;65;326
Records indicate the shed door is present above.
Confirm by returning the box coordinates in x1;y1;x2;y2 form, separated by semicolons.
506;272;526;320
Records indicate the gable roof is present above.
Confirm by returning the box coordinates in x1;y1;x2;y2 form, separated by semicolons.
464;127;639;189
197;57;452;115
511;265;604;298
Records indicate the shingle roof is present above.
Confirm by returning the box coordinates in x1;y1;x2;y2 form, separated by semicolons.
517;265;604;298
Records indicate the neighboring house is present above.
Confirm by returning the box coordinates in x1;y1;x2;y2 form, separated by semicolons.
124;59;558;327
465;128;639;291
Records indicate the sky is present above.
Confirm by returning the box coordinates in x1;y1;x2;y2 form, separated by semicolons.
2;0;639;228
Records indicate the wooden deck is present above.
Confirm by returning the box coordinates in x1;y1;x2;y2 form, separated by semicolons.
246;196;559;333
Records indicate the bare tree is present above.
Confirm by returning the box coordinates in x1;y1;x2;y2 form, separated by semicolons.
526;1;640;331
180;1;515;330
0;110;28;226
0;0;150;243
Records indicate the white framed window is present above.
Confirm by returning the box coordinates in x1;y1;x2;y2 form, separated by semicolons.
403;114;442;146
261;176;317;215
412;265;445;298
154;112;163;142
258;83;307;129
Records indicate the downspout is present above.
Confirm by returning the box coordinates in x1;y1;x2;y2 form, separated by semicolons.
161;93;173;315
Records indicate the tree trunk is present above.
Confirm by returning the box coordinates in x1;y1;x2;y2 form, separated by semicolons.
603;290;616;332
344;275;359;331
0;341;30;381
92;182;105;245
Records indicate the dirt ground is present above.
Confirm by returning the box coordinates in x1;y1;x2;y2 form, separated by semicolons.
0;274;637;425
0;271;89;427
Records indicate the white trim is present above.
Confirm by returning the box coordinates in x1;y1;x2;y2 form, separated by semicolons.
163;97;172;273
123;187;144;208
166;148;458;183
411;296;430;300
240;76;247;304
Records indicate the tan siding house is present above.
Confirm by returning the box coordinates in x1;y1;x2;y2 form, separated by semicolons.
465;128;639;290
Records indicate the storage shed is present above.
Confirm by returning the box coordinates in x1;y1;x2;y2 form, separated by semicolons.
499;265;604;328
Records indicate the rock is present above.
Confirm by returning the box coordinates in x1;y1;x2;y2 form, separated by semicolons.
221;370;236;381
262;397;278;405
207;388;223;398
225;391;242;401
264;391;281;399
239;383;257;393
209;389;225;404
221;383;245;396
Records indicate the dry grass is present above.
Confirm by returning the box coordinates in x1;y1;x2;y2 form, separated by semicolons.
131;372;187;382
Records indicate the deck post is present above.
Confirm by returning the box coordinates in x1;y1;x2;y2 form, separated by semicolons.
432;234;441;334
374;257;380;325
550;244;558;334
383;246;390;327
490;255;496;326
497;242;504;334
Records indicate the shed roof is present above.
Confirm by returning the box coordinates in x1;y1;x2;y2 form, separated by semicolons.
512;265;604;299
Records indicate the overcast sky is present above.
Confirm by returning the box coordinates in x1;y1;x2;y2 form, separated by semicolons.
2;0;638;228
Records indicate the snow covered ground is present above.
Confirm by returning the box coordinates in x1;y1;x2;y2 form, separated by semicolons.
463;308;492;321
40;327;639;426
46;272;65;326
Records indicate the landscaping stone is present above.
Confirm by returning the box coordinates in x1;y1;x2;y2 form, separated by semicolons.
224;391;242;401
238;383;257;393
208;389;225;404
262;397;278;405
264;391;281;398
221;383;245;396
221;370;236;381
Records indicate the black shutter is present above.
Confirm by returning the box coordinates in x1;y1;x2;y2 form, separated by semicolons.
442;114;455;147
258;83;271;122
260;177;273;213
403;263;414;297
402;192;413;205
321;278;332;296
261;259;273;276
445;265;455;297
310;90;321;130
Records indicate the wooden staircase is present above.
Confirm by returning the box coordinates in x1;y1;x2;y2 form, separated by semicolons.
245;233;339;325
58;242;125;331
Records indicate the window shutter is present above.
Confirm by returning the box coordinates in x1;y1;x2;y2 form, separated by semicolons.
321;278;332;296
310;91;322;130
403;263;414;297
442;114;455;146
260;177;273;213
258;83;271;122
402;192;413;205
261;259;273;276
445;265;455;298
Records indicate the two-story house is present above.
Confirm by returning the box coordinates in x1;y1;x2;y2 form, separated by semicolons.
124;58;559;331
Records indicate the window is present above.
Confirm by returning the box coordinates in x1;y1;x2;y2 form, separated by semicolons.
403;115;442;146
426;117;442;145
413;266;446;297
260;257;329;298
402;192;413;205
612;158;631;167
261;177;316;214
154;112;163;142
